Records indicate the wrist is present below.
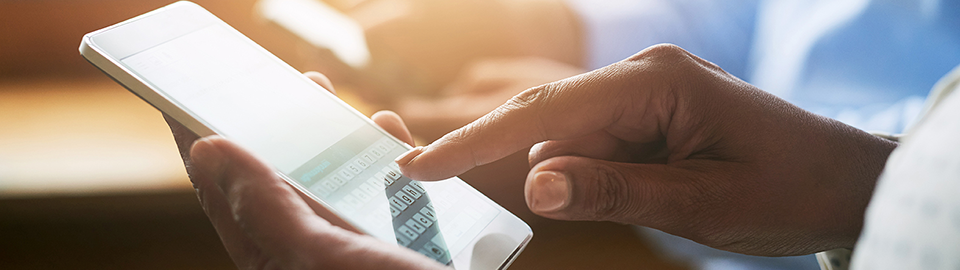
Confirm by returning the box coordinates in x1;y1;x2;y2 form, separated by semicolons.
820;127;899;249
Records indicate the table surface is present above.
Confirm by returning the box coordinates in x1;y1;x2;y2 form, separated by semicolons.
0;78;190;197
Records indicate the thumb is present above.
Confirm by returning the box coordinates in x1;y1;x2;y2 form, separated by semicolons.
524;156;699;229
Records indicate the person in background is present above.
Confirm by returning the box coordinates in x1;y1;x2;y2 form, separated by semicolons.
312;1;960;268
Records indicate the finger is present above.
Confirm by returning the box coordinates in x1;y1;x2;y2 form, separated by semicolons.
529;131;671;166
164;114;270;267
523;155;718;232
371;110;415;146
397;67;637;181
398;45;705;181
305;71;336;95
167;100;361;239
192;137;444;269
163;113;200;163
187;153;272;268
528;131;626;167
190;136;339;267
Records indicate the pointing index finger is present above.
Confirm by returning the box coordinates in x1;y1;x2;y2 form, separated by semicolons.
398;70;624;181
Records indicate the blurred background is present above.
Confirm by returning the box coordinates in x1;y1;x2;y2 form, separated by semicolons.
0;0;684;269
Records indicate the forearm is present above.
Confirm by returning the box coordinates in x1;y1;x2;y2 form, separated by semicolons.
823;128;899;249
780;117;899;252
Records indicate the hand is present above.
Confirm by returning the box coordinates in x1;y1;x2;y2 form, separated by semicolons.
396;57;585;141
165;72;446;269
394;57;585;223
397;44;898;256
321;0;583;96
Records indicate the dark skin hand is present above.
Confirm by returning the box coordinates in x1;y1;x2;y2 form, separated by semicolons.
165;72;446;269
168;44;895;267
398;44;898;256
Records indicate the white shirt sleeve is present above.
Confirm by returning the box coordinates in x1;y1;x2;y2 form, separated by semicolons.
850;65;960;269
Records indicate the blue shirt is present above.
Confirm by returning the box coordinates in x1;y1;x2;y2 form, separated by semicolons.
566;0;960;133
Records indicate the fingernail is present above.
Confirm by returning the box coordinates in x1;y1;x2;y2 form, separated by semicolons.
190;137;226;179
528;171;569;212
395;146;424;166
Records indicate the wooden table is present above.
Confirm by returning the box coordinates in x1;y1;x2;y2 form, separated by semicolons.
0;79;190;197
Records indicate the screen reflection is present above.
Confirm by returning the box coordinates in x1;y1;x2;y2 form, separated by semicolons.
386;176;452;264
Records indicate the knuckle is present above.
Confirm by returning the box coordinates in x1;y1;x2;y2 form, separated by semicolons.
586;163;634;220
446;122;484;167
644;43;686;56
227;181;280;224
623;43;726;77
228;188;257;223
504;85;548;111
499;85;555;138
627;43;690;63
665;177;740;248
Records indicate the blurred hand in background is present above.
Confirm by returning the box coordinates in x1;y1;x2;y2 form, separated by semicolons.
395;57;585;141
321;0;583;99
